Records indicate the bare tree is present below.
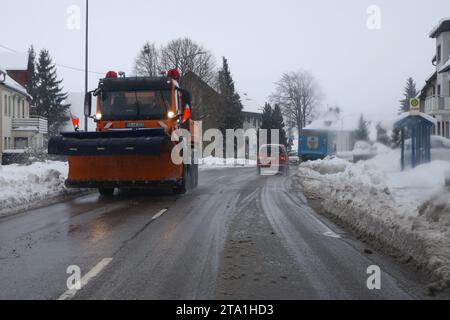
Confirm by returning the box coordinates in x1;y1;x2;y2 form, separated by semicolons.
160;37;216;84
133;42;161;77
270;70;323;133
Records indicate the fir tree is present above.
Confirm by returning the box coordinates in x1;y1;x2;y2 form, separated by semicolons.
217;57;243;133
260;102;273;130
399;77;418;114
32;49;70;136
391;128;401;148
27;45;36;97
272;104;287;146
354;114;370;141
259;103;287;146
376;122;390;146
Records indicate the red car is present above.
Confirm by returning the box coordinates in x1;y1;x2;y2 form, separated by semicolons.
257;144;289;175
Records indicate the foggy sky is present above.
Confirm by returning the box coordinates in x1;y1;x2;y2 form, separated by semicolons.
1;0;449;123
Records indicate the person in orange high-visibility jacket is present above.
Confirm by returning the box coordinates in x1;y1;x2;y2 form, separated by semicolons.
181;90;192;124
70;113;80;131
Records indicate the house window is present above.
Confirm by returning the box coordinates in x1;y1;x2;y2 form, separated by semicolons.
438;121;441;136
3;95;6;115
22;100;25;118
3;137;6;150
8;96;11;117
437;44;442;63
438;85;441;96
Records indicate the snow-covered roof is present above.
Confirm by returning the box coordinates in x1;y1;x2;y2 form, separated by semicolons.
429;17;450;38
419;71;437;97
381;112;437;131
0;67;29;96
439;56;450;73
0;52;28;70
304;110;358;131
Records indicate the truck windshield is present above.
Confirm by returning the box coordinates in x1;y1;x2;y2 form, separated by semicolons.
100;90;172;120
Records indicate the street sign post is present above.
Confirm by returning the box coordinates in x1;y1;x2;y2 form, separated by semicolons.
409;98;420;115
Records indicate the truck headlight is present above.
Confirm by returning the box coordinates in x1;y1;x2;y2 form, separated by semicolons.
168;111;176;119
95;113;102;121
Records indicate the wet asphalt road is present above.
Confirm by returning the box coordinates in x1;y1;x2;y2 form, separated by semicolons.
0;166;428;300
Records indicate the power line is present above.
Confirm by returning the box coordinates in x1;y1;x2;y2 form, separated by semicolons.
0;43;104;75
0;44;18;53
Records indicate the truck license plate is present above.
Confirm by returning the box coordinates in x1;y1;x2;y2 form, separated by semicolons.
126;122;145;128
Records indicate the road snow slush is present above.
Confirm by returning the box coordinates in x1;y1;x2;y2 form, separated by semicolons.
293;159;450;295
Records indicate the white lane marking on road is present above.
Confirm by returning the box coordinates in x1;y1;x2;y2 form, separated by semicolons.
283;191;341;239
239;188;260;208
323;231;341;238
152;209;168;221
57;258;113;300
311;217;341;239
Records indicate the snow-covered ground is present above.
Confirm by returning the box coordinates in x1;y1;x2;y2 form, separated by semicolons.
0;161;77;217
294;145;450;291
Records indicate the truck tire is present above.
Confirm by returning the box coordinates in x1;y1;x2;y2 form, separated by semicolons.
99;188;114;196
173;165;189;194
190;164;198;188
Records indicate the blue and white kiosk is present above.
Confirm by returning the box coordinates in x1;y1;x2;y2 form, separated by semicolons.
394;98;436;170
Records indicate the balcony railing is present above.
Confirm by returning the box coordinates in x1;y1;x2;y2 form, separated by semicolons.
424;96;450;113
12;116;48;134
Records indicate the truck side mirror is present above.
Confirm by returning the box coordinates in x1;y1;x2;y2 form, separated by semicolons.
181;90;192;109
84;92;92;117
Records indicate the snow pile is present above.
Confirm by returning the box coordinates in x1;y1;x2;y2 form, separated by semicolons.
0;161;75;217
199;157;256;170
295;148;450;291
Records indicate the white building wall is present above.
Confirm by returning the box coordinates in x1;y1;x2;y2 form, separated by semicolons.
436;31;450;96
427;25;450;139
1;84;41;158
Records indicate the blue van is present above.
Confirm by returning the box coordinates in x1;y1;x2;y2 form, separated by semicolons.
298;130;332;161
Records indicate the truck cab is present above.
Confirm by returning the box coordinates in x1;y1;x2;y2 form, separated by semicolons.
49;70;198;196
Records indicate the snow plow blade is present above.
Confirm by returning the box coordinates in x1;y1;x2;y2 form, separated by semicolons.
48;128;169;157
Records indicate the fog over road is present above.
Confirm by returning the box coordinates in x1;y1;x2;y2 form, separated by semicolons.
0;167;428;299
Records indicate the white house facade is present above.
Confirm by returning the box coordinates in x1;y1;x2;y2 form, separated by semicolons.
422;19;450;139
0;69;47;163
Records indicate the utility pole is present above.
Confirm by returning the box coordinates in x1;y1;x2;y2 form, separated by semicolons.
84;0;89;132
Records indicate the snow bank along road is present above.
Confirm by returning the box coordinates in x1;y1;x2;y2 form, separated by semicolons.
0;167;438;299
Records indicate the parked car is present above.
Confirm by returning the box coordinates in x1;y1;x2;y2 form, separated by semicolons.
288;150;300;165
352;140;377;162
257;144;289;175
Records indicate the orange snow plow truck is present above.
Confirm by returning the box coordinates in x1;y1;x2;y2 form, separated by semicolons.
48;70;199;196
